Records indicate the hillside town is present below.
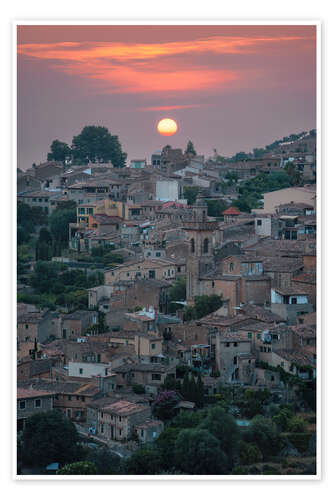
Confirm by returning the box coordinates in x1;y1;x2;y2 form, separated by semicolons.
17;128;317;476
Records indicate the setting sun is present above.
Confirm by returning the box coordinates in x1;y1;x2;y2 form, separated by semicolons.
157;118;178;136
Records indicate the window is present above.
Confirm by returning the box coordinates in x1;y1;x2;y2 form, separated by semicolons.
248;360;251;364
119;416;122;422
248;333;252;339
191;238;195;253
234;342;238;347
79;368;83;375
25;324;29;329
19;400;26;410
119;429;122;436
77;395;80;400
203;238;209;254
226;342;230;347
62;329;67;339
271;376;275;381
291;297;297;305
281;362;284;367
141;429;144;437
229;262;234;272
151;343;156;350
68;395;72;401
156;252;161;257
212;281;215;288
71;330;75;336
35;399;41;408
257;219;262;226
233;356;237;365
101;423;104;433
152;373;161;381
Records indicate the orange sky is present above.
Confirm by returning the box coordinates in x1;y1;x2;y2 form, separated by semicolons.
17;25;316;169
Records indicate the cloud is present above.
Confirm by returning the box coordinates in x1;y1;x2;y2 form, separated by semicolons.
17;33;315;95
139;104;204;111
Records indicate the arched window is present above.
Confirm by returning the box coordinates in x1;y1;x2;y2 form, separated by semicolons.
203;237;209;254
191;238;195;253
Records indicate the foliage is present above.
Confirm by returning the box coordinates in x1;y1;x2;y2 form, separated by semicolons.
253;148;266;158
225;171;239;185
287;433;313;453
56;461;97;475
287;416;307;433
47;140;71;163
166;277;186;313
243;415;281;460
234;171;292;212
124;446;162;475
153;390;181;421
239;389;271;418
35;228;53;261
71;125;127;167
185;140;197;156
284;162;303;186
272;408;294;431
180;373;204;407
29;261;65;293
230;152;250;162
49;205;76;252
205;199;228;217
132;384;145;394
183;294;223;321
174;428;228;474
155;427;181;469
170;410;206;430
17;201;48;237
161;374;181;391
22;410;80;466
183;186;200;205
200;406;240;465
238;441;263;465
86;447;122;474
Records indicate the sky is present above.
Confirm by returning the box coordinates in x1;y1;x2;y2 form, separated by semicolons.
17;24;316;170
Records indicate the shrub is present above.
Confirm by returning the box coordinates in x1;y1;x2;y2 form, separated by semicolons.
287;416;307;433
57;461;97;475
132;384;145;394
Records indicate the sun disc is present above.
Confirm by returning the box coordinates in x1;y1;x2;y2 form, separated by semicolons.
157;118;178;136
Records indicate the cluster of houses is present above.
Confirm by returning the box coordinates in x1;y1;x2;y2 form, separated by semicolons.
17;139;317;446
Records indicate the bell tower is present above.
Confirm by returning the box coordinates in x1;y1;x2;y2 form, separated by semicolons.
183;193;217;304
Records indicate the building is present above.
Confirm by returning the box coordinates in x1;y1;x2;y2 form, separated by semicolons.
98;400;152;441
17;387;55;431
270;288;314;324
183;194;218;303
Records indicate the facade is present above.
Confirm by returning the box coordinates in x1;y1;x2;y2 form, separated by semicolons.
98;400;152;441
17;388;55;431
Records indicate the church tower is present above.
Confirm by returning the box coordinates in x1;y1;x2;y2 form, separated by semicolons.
183;193;217;304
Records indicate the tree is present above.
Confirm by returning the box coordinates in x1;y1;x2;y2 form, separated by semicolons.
200;406;240;466
153;390;181;421
195;374;205;408
125;446;162;475
86;447;122;475
253;148;266;158
174;429;228;474
57;461;97;475
155;427;181;470
167;277;186;313
36;227;53;261
239;441;263;466
183;186;200;205
22;410;80;466
30;261;65;294
185;140;197;156
192;294;223;320
284;162;303;186
71;126;127;167
243;415;281;460
205;199;228;217
47;140;71;163
49;205;76;252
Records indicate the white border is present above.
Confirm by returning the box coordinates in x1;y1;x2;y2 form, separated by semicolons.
13;19;321;482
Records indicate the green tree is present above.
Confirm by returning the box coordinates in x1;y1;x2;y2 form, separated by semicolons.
205;199;228;217
22;410;80;466
49;205;76;252
152;390;181;421
192;294;223;320
239;441;263;465
195;374;205;408
86;447;122;475
183;186;200;205
155;427;181;470
243;415;281;460
30;261;65;294
272;408;294;431
71;126;127;167
57;461;97;475
47;140;71;163
200;406;240;466
174;429;228;474
287;416;307;433
185;140;197;156
284;162;303;186
125;446;162;475
167;277;186;313
253;148;266;158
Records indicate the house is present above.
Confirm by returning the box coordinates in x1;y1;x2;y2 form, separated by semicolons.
252;185;316;215
17;387;55;431
135;420;164;443
17;191;62;215
17;359;54;382
97;400;152;441
215;331;254;384
105;258;180;285
17;174;42;194
222;206;241;223
60;310;98;340
113;362;177;394
271;287;314;325
129;159;147;169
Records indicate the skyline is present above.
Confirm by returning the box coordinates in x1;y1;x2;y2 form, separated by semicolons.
17;24;316;170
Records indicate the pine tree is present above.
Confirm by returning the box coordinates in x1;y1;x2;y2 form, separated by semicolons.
181;371;190;400
185;140;197;156
196;374;205;408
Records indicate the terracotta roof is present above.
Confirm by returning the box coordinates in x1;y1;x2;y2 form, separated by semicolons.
17;387;55;399
222;206;241;215
101;400;148;416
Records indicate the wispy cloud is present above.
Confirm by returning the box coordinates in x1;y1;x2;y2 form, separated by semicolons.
139;104;204;111
17;34;314;95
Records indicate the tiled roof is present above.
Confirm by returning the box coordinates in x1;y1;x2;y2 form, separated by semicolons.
101;400;148;416
222;207;241;215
